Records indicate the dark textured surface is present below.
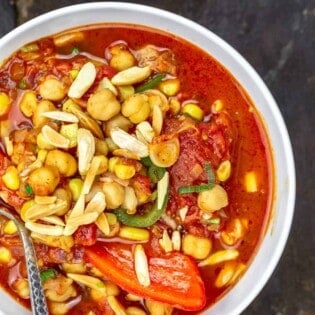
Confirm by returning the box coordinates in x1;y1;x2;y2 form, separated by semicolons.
1;0;314;314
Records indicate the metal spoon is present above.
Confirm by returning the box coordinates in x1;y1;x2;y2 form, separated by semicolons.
0;208;49;315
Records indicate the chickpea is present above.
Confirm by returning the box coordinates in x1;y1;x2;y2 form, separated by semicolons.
103;114;133;137
121;94;150;124
32;100;56;128
45;149;77;177
13;278;30;299
95;138;109;156
102;182;125;209
182;234;212;260
39;77;67;101
197;184;228;213
46;285;76;302
109;45;136;71
28;165;60;196
20;91;37;117
53;188;72;216
87;89;121;121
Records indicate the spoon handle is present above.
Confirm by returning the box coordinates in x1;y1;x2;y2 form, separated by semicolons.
0;208;49;315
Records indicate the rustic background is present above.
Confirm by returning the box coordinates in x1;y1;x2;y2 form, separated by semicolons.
1;1;314;314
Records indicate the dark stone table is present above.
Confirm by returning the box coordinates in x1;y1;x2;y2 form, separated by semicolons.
1;1;314;314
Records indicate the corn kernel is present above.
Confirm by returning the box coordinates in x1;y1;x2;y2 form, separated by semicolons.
19;91;37;117
4;220;18;235
20;199;35;222
182;103;204;121
0;247;12;264
119;226;150;241
211;99;224;113
244;171;258;192
158;78;180;96
114;164;136;180
169;98;181;115
68;178;83;201
108;157;121;173
216;160;231;182
2;166;20;190
70;69;79;79
182;234;212;260
0;92;11;117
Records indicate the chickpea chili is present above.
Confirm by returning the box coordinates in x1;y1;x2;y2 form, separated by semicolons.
0;24;272;314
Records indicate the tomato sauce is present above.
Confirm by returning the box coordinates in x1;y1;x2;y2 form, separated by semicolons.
0;24;272;314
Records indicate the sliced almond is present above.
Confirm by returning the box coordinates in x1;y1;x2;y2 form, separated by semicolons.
41;125;70;149
24;200;67;221
77;128;95;175
41;215;65;226
81;156;102;195
107;296;127;315
110;127;148;158
133;244;150;287
67;273;106;292
136;121;155;143
68;62;97;98
95;212;110;236
178;206;188;222
67;194;85;219
199;249;239;267
171;230;181;251
122;186;138;214
159;230;173;253
97;77;118;95
4;136;13;156
85;192;106;214
66;211;99;227
41;111;79;123
152;104;163;136
34;195;57;205
112;148;140;160
25;222;64;236
111;66;151;86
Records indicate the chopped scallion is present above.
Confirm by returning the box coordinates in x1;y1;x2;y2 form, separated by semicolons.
21;43;39;53
148;165;166;183
204;217;221;225
18;79;27;89
140;156;153;167
40;268;57;283
135;73;166;93
71;47;80;55
25;184;33;196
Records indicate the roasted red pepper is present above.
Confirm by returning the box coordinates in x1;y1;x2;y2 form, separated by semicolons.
85;242;206;311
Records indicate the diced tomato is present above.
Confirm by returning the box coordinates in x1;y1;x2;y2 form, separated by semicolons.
85;242;206;311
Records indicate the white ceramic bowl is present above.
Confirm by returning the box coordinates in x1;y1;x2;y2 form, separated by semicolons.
0;3;295;315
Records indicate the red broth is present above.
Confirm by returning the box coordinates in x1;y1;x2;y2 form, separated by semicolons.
0;24;272;314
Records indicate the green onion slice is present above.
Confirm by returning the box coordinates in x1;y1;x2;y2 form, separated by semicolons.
25;184;33;196
135;73;166;93
40;268;57;283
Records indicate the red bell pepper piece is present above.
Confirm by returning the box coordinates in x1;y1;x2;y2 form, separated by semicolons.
85;242;206;311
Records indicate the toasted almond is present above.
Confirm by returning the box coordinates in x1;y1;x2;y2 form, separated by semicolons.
53;31;84;47
159;230;172;253
111;66;151;86
178;206;188;222
110;127;148;158
107;296;127;315
41;111;79;123
41;215;65;226
97;77;118;95
157;171;169;210
95;212;110;236
41;125;70;149
112;149;140;160
81;156;102;195
122;187;138;215
68;62;97;98
25;222;64;236
67;194;85;219
85;192;106;214
171;230;181;251
67;273;106;292
199;249;239;267
143;89;169;113
24;200;67;221
77;128;95;175
136;121;155;143
152;104;163;136
34;195;57;205
133;244;150;287
66;212;99;228
4;136;13;156
19;158;43;177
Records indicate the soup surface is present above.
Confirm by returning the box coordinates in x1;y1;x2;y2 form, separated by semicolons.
0;24;272;314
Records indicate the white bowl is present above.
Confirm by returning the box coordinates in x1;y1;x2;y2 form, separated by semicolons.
0;2;295;315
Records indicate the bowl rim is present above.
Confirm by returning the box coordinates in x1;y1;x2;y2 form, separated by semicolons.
0;2;295;315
